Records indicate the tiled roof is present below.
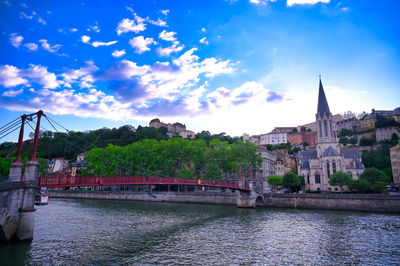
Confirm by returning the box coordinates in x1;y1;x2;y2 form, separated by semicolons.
299;150;317;159
301;159;310;170
322;146;340;156
341;149;361;158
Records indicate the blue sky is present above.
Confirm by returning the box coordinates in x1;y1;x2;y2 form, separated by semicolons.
0;0;399;142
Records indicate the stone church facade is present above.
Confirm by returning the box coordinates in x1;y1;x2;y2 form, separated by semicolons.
298;79;364;191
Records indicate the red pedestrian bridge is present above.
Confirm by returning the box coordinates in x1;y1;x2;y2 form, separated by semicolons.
38;175;251;191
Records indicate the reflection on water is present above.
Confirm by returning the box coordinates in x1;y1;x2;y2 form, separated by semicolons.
1;198;400;265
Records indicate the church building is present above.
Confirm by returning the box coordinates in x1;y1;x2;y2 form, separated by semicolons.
298;78;364;191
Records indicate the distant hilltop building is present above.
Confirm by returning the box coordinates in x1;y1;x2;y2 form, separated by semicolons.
149;118;195;139
360;107;400;130
298;78;364;192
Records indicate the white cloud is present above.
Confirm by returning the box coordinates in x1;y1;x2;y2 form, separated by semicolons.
19;11;34;19
287;0;329;6
249;0;276;4
116;13;146;35
200;37;209;45
91;40;117;47
156;41;184;57
70;28;78;32
148;18;167;27
87;24;100;32
201;27;207;33
24;64;59;89
38;17;46;25
39;39;61;53
341;7;349;11
129;36;156;54
2;89;23;97
21;2;28;8
81;35;91;43
24;42;38;51
159;30;177;42
61;61;98;89
10;33;23;48
160;9;169;15
112;49;126;58
0;65;28;87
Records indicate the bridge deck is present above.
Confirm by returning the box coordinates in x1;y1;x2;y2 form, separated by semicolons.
38;175;250;191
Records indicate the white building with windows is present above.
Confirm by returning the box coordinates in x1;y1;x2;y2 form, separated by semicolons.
297;78;364;191
259;132;287;145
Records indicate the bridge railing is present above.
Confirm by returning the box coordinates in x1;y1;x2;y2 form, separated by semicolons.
38;175;250;191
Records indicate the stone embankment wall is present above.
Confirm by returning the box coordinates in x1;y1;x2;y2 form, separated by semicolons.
50;190;238;205
263;193;400;213
50;191;400;213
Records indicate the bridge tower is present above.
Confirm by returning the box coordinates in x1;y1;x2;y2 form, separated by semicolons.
0;111;43;242
236;163;262;208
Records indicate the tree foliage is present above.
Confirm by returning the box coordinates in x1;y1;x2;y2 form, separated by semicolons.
268;175;282;191
360;137;375;146
84;138;262;180
328;172;352;192
282;171;304;192
362;145;392;170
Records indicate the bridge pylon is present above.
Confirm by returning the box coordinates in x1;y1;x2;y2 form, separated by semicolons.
0;111;42;242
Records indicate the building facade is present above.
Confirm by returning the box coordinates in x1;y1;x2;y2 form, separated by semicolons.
287;131;317;147
336;117;360;132
149;118;195;139
298;78;364;191
256;146;276;178
376;127;400;143
390;143;400;185
259;132;287;145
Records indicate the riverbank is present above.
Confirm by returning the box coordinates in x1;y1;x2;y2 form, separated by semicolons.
50;190;400;213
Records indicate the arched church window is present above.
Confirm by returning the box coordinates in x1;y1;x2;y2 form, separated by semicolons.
332;161;336;174
315;172;321;184
329;121;333;138
324;120;328;137
327;162;331;178
319;121;322;138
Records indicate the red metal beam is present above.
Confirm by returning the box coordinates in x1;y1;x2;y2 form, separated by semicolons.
38;175;250;191
14;115;27;163
30;110;43;161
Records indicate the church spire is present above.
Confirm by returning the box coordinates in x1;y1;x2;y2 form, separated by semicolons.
317;76;331;117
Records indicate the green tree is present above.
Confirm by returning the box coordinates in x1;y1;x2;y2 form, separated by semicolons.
282;171;303;192
339;137;349;146
360;137;375;146
349;179;371;193
359;167;391;193
349;137;357;145
268;175;282;191
328;172;352;192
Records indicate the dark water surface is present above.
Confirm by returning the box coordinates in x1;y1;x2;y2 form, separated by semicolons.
1;198;400;265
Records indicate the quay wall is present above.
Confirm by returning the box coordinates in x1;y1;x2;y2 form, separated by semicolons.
50;190;238;205
263;193;400;213
49;191;400;213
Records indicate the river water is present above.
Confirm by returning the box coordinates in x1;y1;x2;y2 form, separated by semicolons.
1;198;400;265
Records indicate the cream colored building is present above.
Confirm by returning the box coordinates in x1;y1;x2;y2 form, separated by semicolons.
259;132;287;145
390;143;400;185
298;79;364;192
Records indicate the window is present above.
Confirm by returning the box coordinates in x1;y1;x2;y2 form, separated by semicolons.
319;121;322;137
307;175;310;184
315;173;321;183
327;162;331;178
332;161;336;174
324;120;328;137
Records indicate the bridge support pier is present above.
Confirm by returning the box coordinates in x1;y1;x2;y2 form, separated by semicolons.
236;182;261;208
0;161;38;242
